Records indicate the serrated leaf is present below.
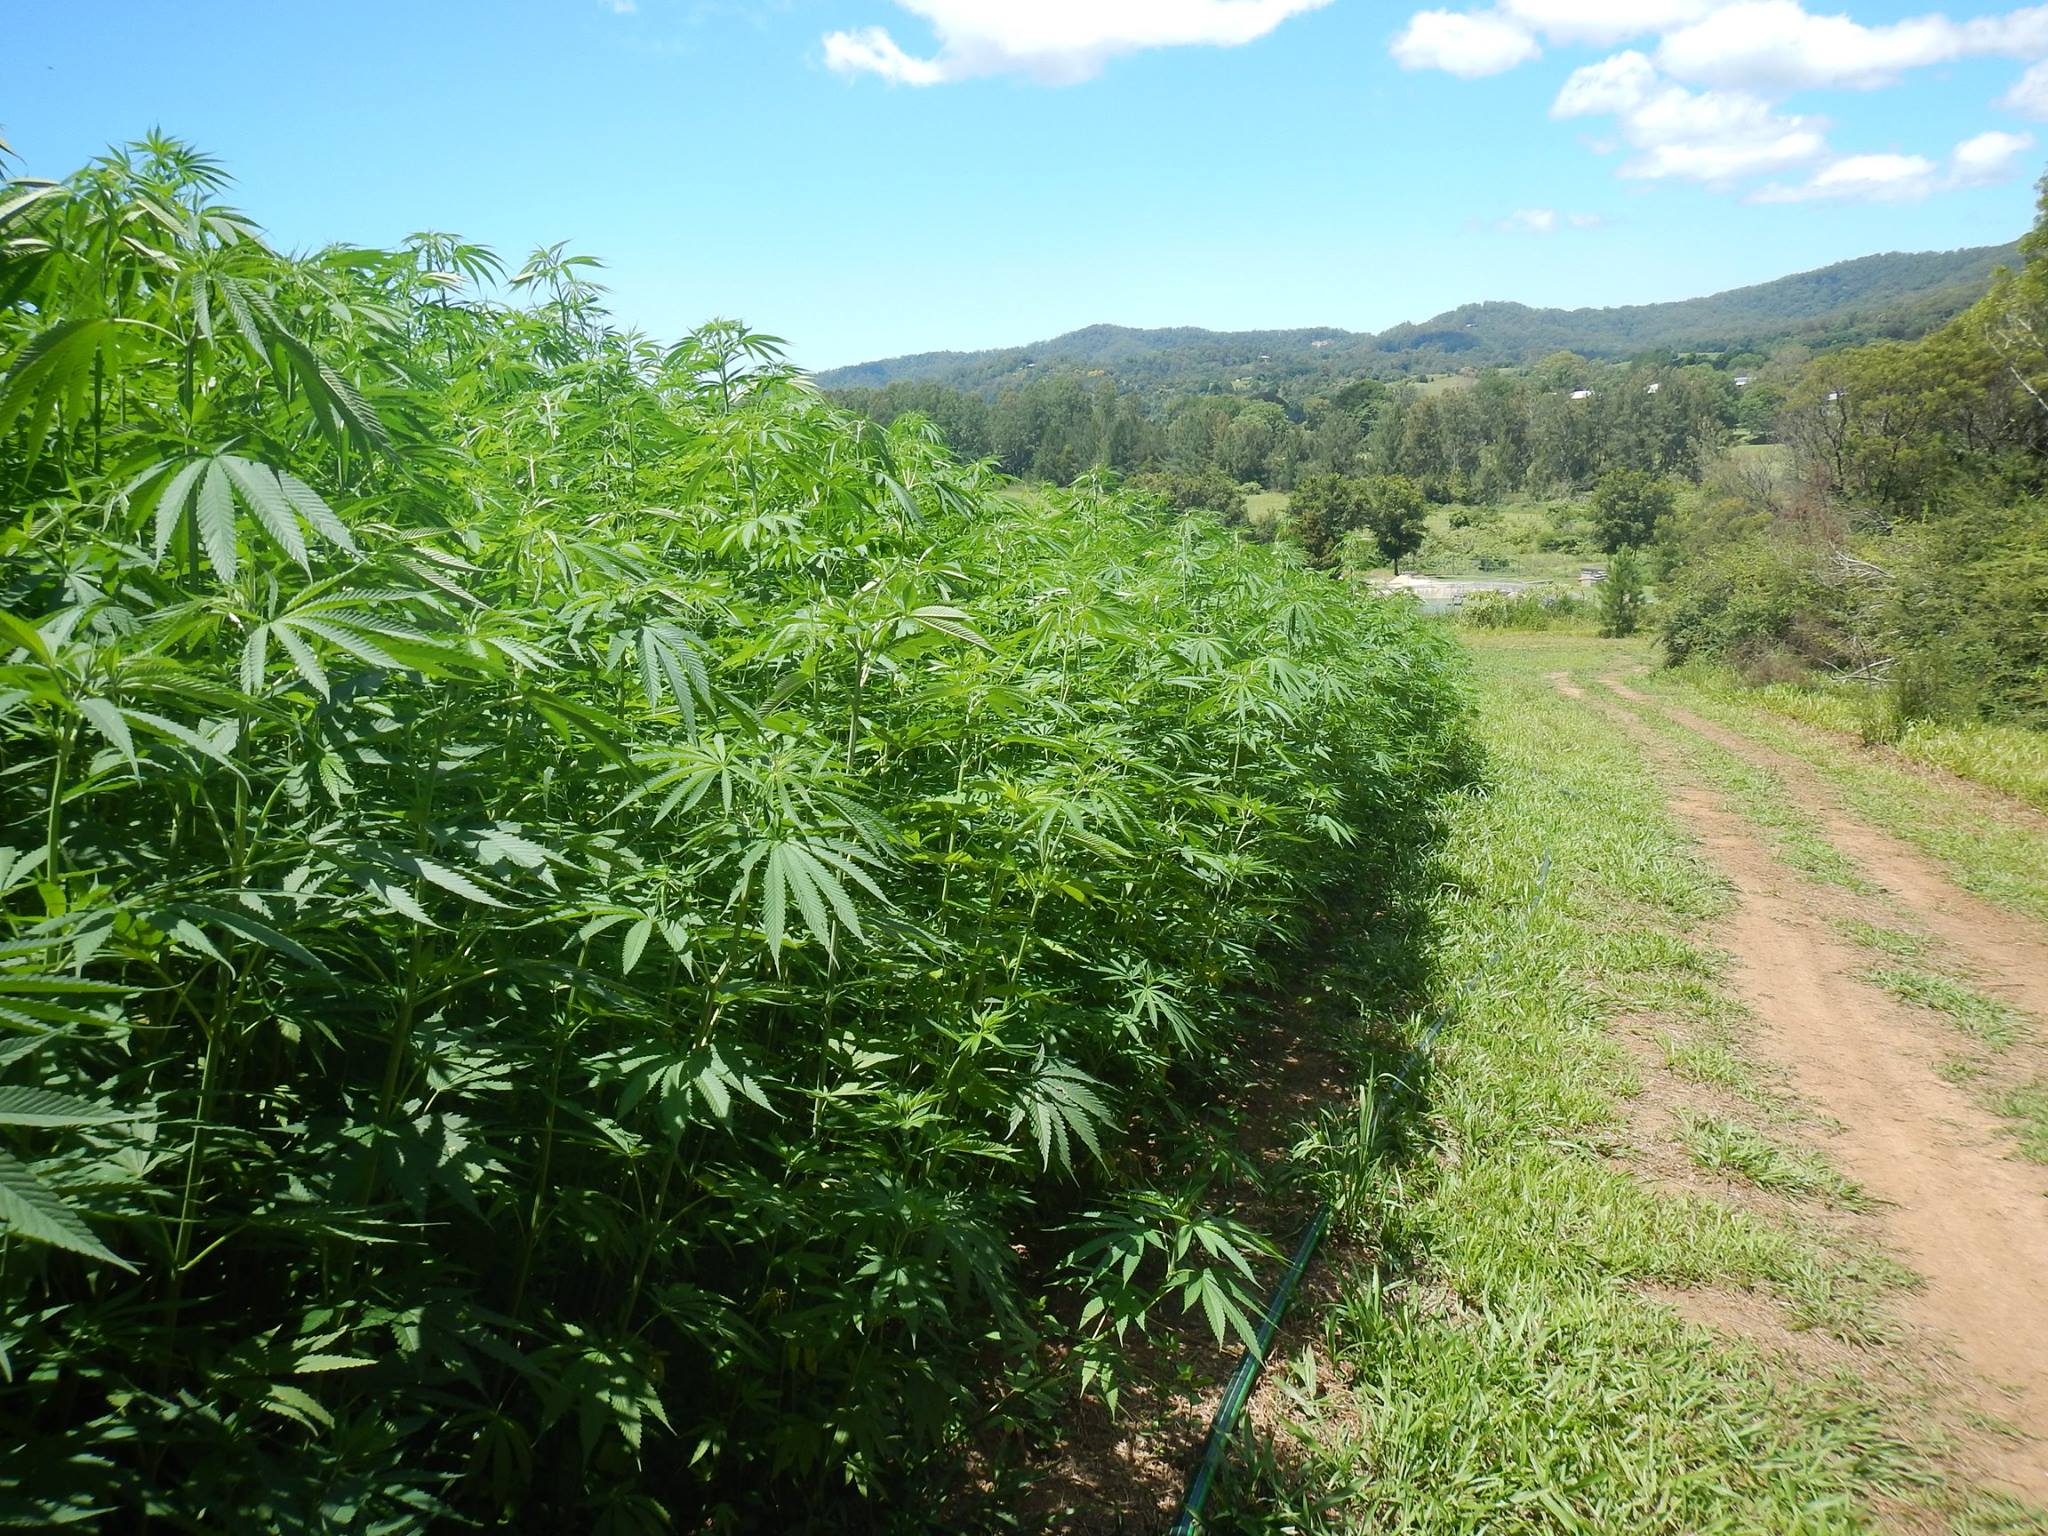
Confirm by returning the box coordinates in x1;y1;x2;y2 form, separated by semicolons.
0;1086;129;1128
220;454;309;569
0;1149;131;1268
620;917;652;975
196;457;239;583
74;697;135;770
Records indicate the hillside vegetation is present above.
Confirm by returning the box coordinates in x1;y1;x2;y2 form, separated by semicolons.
817;241;2018;394
1657;188;2048;733
0;138;1467;1529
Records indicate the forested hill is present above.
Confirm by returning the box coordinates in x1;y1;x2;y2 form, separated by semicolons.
818;241;2020;394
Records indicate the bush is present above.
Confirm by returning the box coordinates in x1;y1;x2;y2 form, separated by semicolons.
0;141;1472;1528
1132;466;1250;524
1537;503;1600;555
1658;538;1832;668
1885;498;2048;727
1599;547;1646;636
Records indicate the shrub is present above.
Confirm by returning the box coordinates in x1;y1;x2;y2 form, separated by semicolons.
1459;590;1591;631
1885;498;2048;727
0;140;1471;1528
1132;466;1249;524
1658;538;1830;668
1599;547;1647;636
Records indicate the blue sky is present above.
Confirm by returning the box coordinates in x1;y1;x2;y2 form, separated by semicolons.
7;1;2048;368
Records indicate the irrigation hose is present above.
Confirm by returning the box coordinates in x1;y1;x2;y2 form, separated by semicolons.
1166;1201;1332;1536
1167;853;1549;1533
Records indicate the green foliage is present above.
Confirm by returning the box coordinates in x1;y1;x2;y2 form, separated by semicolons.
1459;590;1591;631
1358;474;1428;572
0;139;1468;1527
1130;465;1248;523
1886;498;2048;727
1655;182;2048;731
1657;538;1834;669
1286;472;1365;569
1590;469;1676;552
1598;549;1646;637
1284;473;1429;572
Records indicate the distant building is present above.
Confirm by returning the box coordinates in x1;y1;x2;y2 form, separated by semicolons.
1733;375;1753;387
1310;339;1333;349
1826;390;1847;402
1644;381;1661;394
1569;389;1595;401
1579;566;1606;586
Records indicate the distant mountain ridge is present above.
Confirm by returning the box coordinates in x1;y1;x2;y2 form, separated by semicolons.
816;241;2020;396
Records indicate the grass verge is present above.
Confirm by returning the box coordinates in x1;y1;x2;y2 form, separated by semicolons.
1638;673;2048;927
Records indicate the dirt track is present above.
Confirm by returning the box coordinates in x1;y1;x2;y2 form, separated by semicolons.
1578;672;2048;1500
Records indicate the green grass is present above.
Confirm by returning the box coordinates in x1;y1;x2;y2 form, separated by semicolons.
1833;917;1933;960
1998;1080;2048;1164
1676;1111;1875;1210
1206;638;2038;1533
1864;965;2028;1049
1698;674;2048;814
1658;1030;1753;1093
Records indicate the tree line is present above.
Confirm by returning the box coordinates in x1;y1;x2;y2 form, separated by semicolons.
829;354;1774;503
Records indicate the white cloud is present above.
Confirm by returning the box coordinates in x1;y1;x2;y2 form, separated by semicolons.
1391;9;1541;75
1752;151;1938;201
1657;0;2048;91
1391;0;2048;201
1498;0;1716;46
1752;130;2035;200
1391;0;2048;87
2003;58;2048;118
1952;127;2037;184
1553;51;1828;182
1495;206;1607;230
1551;47;1658;112
824;25;950;83
824;0;1332;85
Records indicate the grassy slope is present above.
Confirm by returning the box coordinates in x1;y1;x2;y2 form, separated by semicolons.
1211;634;2042;1535
1682;671;2048;815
